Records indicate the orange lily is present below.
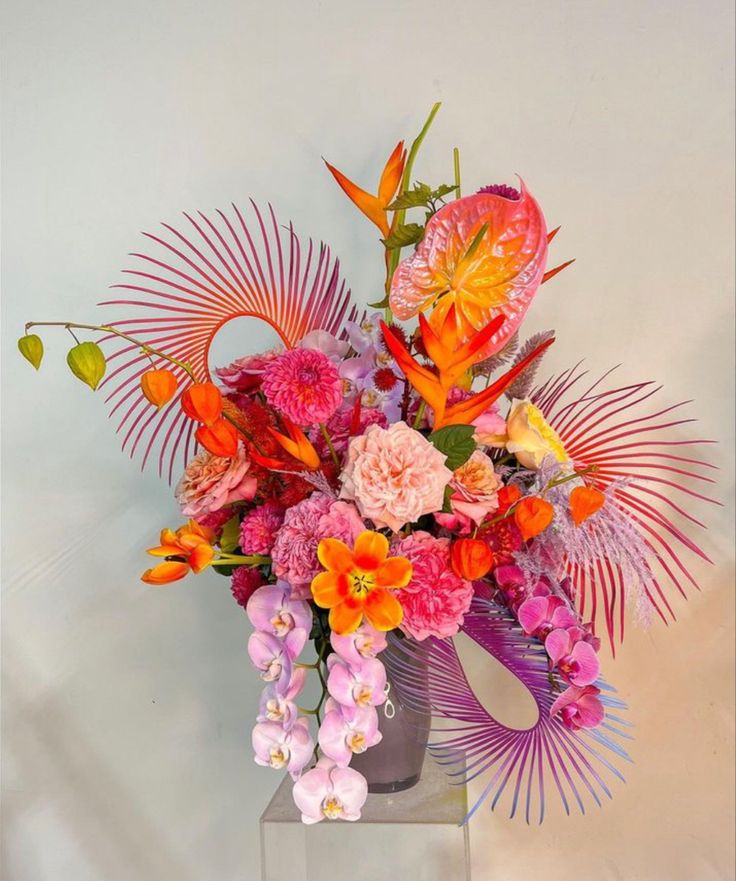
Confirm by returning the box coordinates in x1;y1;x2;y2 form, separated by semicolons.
264;417;321;471
324;141;406;238
311;531;411;634
381;306;555;428
142;520;216;584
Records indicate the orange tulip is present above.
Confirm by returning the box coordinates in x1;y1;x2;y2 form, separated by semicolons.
181;382;222;426
140;368;178;409
311;531;411;634
514;496;554;541
266;418;321;471
451;538;494;580
196;417;239;457
142;520;216;584
324;141;406;238
569;485;605;526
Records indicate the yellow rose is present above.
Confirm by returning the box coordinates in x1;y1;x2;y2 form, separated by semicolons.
505;398;567;469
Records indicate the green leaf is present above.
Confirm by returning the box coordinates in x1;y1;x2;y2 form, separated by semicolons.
441;484;454;513
382;223;424;251
66;341;106;390
368;292;390;309
18;334;44;370
428;424;476;471
219;513;242;553
387;182;432;211
431;183;459;200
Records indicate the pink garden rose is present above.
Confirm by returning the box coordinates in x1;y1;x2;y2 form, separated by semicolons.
392;532;474;641
292;757;368;824
270;492;364;598
472;403;507;446
215;348;282;392
175;443;257;518
340;421;452;532
445;450;501;527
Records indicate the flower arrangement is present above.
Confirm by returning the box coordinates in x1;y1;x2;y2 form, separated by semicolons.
18;104;716;827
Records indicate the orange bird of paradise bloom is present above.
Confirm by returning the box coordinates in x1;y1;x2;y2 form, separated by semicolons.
311;531;411;635
142;520;216;584
324;141;406;238
381;305;555;428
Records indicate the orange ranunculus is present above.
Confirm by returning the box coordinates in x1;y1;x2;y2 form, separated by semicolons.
181;382;222;426
140;368;178;409
196;417;239;457
450;538;494;580
569;485;605;526
141;520;216;584
324;141;406;238
513;496;554;542
311;531;411;635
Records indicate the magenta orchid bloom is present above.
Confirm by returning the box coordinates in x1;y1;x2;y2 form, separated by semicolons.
257;668;307;727
550;685;605;731
246;583;311;657
252;716;314;778
292;757;368;824
247;631;293;687
494;564;553;611
330;623;388;667
318;699;382;766
545;628;600;686
567;623;602;653
518;595;577;640
326;655;387;709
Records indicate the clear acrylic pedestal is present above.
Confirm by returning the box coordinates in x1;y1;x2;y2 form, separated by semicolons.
260;758;471;881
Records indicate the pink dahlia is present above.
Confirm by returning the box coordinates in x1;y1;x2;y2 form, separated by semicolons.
240;502;285;555
231;566;265;609
262;348;342;425
215;347;283;392
340;422;452;532
271;492;364;598
175;443;257;518
310;404;388;458
392;531;474;641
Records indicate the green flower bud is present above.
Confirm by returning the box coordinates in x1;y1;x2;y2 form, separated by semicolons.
18;334;44;370
66;341;106;390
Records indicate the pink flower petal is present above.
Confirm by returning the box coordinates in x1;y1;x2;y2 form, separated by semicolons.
544;628;572;665
568;641;601;686
518;596;549;634
292;764;332;824
329;766;369;822
318;710;353;767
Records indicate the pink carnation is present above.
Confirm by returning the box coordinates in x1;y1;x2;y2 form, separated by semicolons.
310;404;388;458
271;492;364;598
231;567;265;609
175;443;257;518
240;502;285;555
215;348;282;392
392;532;474;641
262;348;342;425
340;422;452;532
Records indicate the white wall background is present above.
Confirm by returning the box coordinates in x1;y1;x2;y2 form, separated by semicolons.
2;1;734;879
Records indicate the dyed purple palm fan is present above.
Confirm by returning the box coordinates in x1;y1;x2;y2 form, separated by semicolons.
97;202;359;481
385;599;632;825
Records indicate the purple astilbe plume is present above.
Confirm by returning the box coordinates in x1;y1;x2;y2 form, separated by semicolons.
96;202;359;481
532;365;719;648
473;332;519;378
504;330;556;400
384;599;631;824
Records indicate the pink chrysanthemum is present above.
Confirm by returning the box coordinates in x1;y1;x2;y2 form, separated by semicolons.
231;566;265;609
392;532;474;641
240;502;285;555
262;348;342;425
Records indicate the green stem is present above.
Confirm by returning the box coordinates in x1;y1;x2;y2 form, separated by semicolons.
453;147;461;198
412;399;427;430
211;553;270;567
542;465;598;495
319;423;340;468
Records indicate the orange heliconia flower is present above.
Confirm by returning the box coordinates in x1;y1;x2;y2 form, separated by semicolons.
381;306;555;428
324;141;406;238
514;496;555;542
569;485;606;526
311;531;411;635
196;417;239;458
267;418;321;471
142;520;216;584
181;382;223;426
140;368;178;409
450;538;495;581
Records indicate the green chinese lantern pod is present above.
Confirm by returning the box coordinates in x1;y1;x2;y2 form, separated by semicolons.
17;334;44;370
66;341;106;390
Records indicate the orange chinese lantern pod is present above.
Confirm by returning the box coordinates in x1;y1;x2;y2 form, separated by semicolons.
195;416;239;458
569;485;606;526
514;496;554;541
450;538;495;581
181;381;222;425
497;484;522;515
140;368;178;409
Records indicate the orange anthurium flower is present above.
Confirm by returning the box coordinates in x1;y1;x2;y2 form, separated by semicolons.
514;497;554;542
196;417;239;457
141;368;178;409
267;418;321;471
142;520;216;584
450;538;494;580
569;485;605;526
311;531;411;635
324;141;406;238
181;381;222;426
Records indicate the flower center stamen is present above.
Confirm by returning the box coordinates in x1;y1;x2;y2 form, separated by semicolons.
322;795;344;819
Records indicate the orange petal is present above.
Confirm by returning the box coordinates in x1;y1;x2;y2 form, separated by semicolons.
363;589;404;632
188;543;215;574
378;141;406;207
375;556;413;590
141;561;189;585
353;531;389;571
146;545;184;557
311;571;349;608
160;527;178;546
317;538;355;574
324;160;389;236
196;418;239;457
181;382;222;425
329;600;365;635
514;497;555;541
569;485;605;526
